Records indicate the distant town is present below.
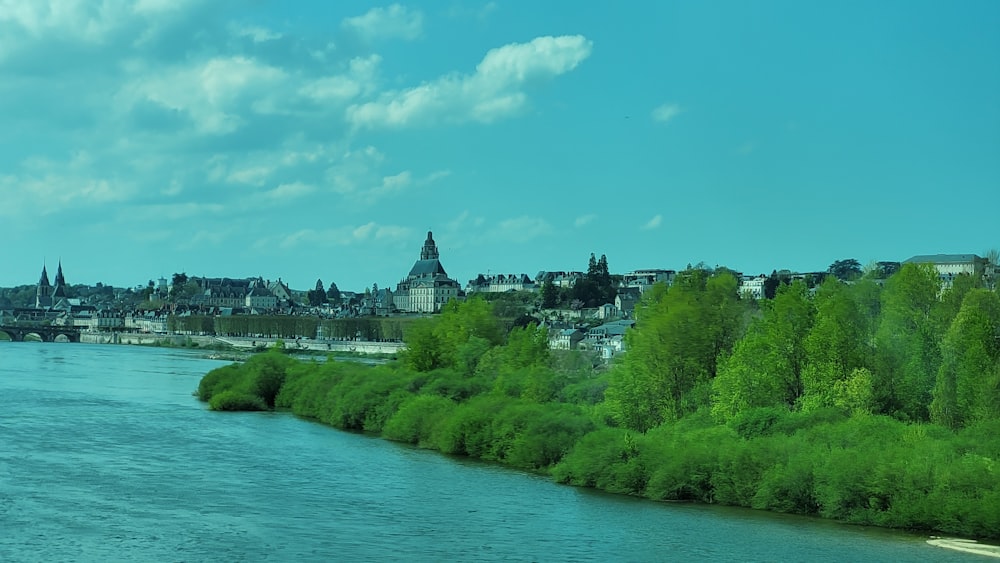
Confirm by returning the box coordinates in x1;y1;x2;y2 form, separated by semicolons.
1;230;994;360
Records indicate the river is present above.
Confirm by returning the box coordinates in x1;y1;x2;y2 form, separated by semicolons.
0;343;988;561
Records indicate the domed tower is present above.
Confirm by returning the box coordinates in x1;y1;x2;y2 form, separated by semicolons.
36;264;53;309
420;231;439;260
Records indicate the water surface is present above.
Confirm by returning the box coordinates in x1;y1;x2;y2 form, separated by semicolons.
0;343;984;561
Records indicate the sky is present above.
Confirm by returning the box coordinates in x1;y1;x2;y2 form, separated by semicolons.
1;1;998;292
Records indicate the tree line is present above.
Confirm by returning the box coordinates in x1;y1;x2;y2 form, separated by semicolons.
195;264;1000;539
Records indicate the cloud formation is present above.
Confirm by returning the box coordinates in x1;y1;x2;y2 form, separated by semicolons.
642;214;663;230
346;35;593;129
0;2;597;289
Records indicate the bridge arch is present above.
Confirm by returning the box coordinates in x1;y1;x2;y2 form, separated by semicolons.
0;330;12;341
0;325;82;342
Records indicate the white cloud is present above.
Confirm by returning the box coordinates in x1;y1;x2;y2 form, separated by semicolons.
342;4;423;41
380;171;411;191
346;35;593;129
299;55;381;102
121;56;287;135
652;103;681;124
574;214;597;228
642;214;662;230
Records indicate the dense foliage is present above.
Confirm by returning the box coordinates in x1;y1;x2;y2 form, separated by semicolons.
198;274;1000;539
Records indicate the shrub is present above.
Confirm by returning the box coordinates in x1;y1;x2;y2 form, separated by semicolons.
209;390;267;411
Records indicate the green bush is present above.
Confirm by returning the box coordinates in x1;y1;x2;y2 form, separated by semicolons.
209;390;267;411
197;363;246;401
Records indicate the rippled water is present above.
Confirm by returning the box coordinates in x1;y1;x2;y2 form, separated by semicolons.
0;344;982;561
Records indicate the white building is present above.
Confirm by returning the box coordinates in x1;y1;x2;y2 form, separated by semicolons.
739;274;768;300
466;273;535;293
903;254;987;288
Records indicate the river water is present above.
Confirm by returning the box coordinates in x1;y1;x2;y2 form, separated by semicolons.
0;343;986;562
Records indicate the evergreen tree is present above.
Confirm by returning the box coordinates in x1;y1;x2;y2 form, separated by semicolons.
307;279;327;306
326;281;341;302
541;279;558;309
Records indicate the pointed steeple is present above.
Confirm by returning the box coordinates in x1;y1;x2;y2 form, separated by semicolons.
55;259;66;287
420;230;439;260
52;259;68;299
36;262;53;309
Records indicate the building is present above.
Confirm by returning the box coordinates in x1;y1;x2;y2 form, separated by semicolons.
903;254;987;288
245;286;278;310
536;271;584;288
549;328;585;350
614;287;642;318
739;274;768;300
466;273;535;293
581;320;634;361
393;231;462;313
622;269;676;293
188;276;282;310
35;264;53;309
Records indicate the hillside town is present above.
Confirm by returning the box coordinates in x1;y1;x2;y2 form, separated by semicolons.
1;231;995;361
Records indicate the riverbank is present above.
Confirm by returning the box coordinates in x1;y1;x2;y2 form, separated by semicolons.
927;538;1000;558
195;347;1000;543
7;342;966;562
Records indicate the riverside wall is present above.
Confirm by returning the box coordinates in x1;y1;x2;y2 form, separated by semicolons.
79;332;405;355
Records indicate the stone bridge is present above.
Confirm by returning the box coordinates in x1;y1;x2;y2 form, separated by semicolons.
0;325;82;342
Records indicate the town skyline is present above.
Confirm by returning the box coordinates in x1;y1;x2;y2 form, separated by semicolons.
2;2;998;292
2;242;994;294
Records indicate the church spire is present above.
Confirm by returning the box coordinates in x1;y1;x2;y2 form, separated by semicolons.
36;262;53;309
420;230;439;260
55;259;65;287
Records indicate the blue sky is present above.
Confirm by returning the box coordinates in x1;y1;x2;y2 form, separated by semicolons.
2;1;998;292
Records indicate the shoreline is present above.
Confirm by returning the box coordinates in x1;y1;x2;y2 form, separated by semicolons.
927;538;1000;558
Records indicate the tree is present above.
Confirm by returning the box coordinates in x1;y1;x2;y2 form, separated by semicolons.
763;270;781;300
712;281;814;421
931;289;1000;428
606;270;744;431
326;281;341;302
985;248;998;290
171;273;188;289
800;277;874;411
307;279;327;307
403;298;505;374
828;259;863;281
574;252;617;307
541;279;558;309
873;263;941;420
